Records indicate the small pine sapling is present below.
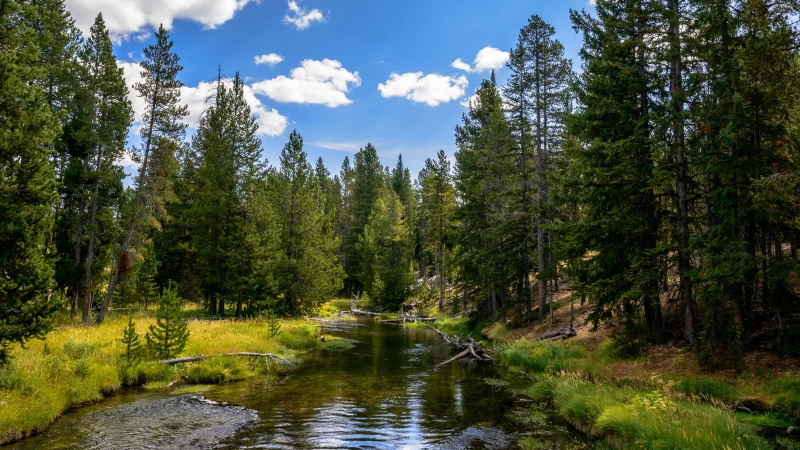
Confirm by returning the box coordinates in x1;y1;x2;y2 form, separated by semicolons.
121;316;143;364
266;309;282;337
145;282;189;359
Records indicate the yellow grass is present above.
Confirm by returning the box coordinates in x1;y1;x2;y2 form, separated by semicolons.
0;311;332;445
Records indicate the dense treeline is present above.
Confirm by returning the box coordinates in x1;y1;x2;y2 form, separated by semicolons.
1;0;799;369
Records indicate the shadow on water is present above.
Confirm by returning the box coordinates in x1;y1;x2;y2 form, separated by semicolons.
7;320;590;449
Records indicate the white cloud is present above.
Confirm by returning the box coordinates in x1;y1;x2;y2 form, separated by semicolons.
251;59;360;107
474;46;510;71
254;53;284;66
452;46;510;73
283;0;324;30
65;0;256;41
119;61;287;137
451;58;473;72
311;140;369;152
378;72;468;107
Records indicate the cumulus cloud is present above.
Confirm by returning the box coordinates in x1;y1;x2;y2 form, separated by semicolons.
283;0;324;30
451;58;473;72
118;61;287;137
378;72;468;107
250;59;361;107
451;46;510;73
254;53;284;66
65;0;255;41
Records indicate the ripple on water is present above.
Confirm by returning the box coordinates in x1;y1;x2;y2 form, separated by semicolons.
80;395;257;450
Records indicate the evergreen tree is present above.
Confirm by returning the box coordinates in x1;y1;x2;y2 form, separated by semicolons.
454;75;516;319
192;73;264;317
418;150;456;311
120;316;142;364
97;25;188;323
360;188;415;309
145;282;189;359
0;0;60;363
79;13;132;322
273;131;344;314
566;0;666;352
344;144;384;295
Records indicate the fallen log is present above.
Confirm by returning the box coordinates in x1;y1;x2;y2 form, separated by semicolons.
539;327;576;341
433;328;493;364
350;309;381;316
159;352;293;366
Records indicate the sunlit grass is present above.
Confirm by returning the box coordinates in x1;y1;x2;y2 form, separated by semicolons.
497;337;795;449
0;310;337;445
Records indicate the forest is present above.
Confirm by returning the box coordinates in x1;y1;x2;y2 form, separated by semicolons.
2;0;800;377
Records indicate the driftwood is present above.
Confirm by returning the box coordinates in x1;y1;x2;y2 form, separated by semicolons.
539;327;576;341
158;352;293;366
350;309;381;316
381;310;437;323
434;328;493;364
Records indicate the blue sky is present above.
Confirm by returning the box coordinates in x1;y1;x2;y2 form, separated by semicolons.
66;0;593;179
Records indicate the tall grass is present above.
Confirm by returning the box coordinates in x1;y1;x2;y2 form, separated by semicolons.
0;312;335;445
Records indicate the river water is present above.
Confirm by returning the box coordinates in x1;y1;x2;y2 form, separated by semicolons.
8;320;589;449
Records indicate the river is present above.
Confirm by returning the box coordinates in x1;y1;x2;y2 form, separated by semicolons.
7;320;589;449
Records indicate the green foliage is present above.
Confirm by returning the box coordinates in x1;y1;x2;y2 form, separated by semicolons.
120;317;143;364
145;283;189;359
0;0;61;364
265;310;282;337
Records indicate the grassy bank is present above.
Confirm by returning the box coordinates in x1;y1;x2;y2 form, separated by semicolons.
491;336;800;449
0;310;350;445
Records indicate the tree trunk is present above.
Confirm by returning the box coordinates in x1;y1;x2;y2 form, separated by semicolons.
96;86;159;325
669;0;695;346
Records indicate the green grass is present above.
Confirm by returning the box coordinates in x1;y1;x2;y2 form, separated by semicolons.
495;337;791;449
0;311;336;445
674;377;738;403
767;374;800;420
498;339;585;373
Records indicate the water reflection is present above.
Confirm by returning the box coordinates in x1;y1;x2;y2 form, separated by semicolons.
7;320;590;449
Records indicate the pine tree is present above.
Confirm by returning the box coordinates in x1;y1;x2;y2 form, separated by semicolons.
273;131;344;314
566;0;666;352
0;0;61;363
344;144;384;295
146;282;189;359
120;316;142;364
418;150;456;311
79;13;132;323
97;25;188;324
454;75;515;319
360;188;415;309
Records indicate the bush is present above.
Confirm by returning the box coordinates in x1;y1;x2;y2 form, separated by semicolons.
674;377;737;403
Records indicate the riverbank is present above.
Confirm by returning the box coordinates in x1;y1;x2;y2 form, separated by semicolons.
0;309;351;445
424;311;800;449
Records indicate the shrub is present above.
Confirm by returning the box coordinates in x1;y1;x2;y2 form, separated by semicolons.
120;317;143;364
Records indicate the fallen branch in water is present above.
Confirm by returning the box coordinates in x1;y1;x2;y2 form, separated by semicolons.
158;352;293;366
434;328;493;364
381;311;437;323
